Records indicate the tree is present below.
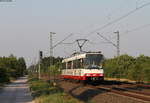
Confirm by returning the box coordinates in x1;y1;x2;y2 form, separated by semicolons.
0;55;27;83
17;57;26;76
104;54;150;82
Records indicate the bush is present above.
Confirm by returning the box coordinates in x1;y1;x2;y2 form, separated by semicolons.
104;54;150;82
0;68;10;83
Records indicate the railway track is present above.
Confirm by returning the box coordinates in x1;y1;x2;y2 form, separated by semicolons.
110;89;150;102
88;85;150;102
137;84;150;89
58;78;150;102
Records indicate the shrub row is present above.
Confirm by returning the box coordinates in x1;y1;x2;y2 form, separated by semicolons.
0;55;26;84
104;54;150;83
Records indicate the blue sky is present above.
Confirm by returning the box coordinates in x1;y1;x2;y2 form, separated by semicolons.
0;0;150;66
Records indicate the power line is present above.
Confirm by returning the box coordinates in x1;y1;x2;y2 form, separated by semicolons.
88;41;109;45
107;23;150;40
97;33;117;47
124;23;150;34
60;41;76;45
77;0;127;36
85;1;150;38
96;22;150;56
52;33;74;49
97;32;120;57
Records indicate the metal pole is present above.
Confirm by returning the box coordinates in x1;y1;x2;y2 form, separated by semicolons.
38;61;41;79
114;31;120;80
114;31;120;57
49;32;56;83
50;33;53;65
38;51;43;79
117;32;120;57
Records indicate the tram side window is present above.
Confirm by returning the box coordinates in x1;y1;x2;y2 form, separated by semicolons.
80;58;84;68
62;63;66;69
83;58;87;69
73;60;79;69
75;59;79;68
77;59;84;68
73;60;77;69
77;59;81;68
73;59;84;69
67;61;72;69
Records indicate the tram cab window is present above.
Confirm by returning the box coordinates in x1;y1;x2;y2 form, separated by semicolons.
84;54;104;69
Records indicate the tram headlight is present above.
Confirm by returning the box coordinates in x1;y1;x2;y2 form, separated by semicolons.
99;64;103;69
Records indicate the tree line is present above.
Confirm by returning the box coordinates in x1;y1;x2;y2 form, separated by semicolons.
104;54;150;82
0;55;26;83
28;56;63;79
41;56;63;73
28;54;150;83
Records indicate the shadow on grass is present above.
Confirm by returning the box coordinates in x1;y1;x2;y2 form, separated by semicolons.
68;85;107;103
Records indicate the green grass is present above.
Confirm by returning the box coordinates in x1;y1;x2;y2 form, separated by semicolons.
28;77;83;103
35;93;83;103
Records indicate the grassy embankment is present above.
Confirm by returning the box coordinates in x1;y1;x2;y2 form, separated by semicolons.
28;77;84;103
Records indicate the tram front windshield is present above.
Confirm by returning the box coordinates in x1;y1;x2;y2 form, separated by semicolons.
84;54;104;69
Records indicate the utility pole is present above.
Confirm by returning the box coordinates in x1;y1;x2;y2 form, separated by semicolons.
97;32;120;80
114;31;120;57
49;32;56;83
38;51;43;79
38;62;41;79
114;31;121;80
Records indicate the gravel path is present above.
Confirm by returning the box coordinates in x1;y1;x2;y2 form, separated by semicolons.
0;76;34;103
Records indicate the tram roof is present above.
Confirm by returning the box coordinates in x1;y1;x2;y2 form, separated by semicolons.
62;52;102;63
